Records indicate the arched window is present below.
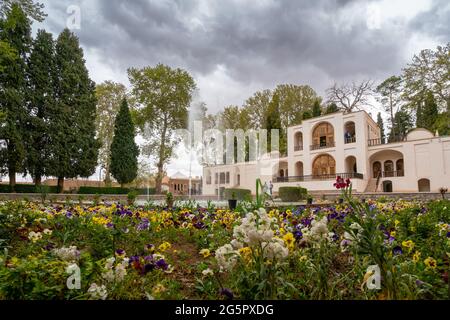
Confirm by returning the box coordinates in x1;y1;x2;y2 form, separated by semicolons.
396;159;404;177
312;122;335;149
344;121;356;143
345;156;357;173
312;154;336;176
384;160;394;177
279;169;285;177
294;132;303;151
295;161;304;176
373;161;381;178
418;179;430;192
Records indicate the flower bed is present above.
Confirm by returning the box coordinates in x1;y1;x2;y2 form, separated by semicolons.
0;196;449;300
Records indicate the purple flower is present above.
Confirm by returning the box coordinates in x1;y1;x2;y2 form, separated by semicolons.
106;222;114;229
143;263;155;274
219;288;234;300
137;219;150;231
65;211;73;218
145;244;155;252
115;249;125;256
447;231;450;238
415;279;424;286
129;255;140;263
393;246;403;255
156;259;168;270
293;230;303;240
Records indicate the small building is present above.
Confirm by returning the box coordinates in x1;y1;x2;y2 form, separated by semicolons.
163;172;202;195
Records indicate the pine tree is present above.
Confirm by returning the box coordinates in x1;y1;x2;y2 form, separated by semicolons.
302;110;312;120
377;112;385;143
110;98;139;187
0;4;32;191
389;109;413;142
312;99;322;117
325;103;339;114
49;29;99;192
421;91;439;130
25;29;54;186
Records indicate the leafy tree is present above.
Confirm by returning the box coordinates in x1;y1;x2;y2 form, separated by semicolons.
302;110;312;120
264;93;286;154
375;76;403;141
0;0;46;22
0;4;32;191
110;98;139;187
326;80;374;112
95;81;127;185
48;29;99;192
0;40;17;72
312;99;322;117
416;91;439;130
325;102;339;114
402;43;449;113
377;112;385;143
128;64;196;194
389;109;413;142
25;29;55;186
243;89;272;129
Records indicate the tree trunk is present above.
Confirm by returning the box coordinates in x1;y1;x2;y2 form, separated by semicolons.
9;170;16;193
105;168;112;187
35;175;42;187
57;176;64;193
155;164;163;194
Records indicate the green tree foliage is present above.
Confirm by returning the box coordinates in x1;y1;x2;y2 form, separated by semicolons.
377;112;385;143
110;98;139;187
265;93;286;154
128;64;196;194
25;29;55;185
242;89;272;129
0;40;17;72
0;0;46;22
325;102;339;114
0;4;32;190
402;43;449;113
95;81;127;185
416;91;439;130
312;99;322;117
375;76;403;140
389;109;413;142
48;29;99;192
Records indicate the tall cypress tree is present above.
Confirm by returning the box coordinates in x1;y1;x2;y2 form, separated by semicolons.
325;103;339;114
25;29;54;186
0;4;32;191
377;112;385;143
312;100;322;117
265;93;285;154
420;91;439;130
110;98;139;187
49;29;99;192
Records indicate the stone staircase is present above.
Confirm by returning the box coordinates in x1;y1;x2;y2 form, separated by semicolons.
365;178;378;192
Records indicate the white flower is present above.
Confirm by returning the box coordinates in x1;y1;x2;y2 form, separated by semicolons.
43;229;52;235
53;246;80;262
230;239;243;249
202;268;214;276
262;238;289;260
216;244;238;271
309;217;328;238
88;283;108;300
28;231;42;243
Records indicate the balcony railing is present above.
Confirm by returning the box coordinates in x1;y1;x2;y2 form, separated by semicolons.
368;137;403;146
274;172;363;183
310;141;335;151
345;136;356;144
378;170;404;178
294;145;303;151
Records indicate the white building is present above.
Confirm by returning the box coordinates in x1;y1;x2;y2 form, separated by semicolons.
202;110;450;195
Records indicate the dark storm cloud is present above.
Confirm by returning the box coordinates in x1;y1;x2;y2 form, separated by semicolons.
37;0;448;106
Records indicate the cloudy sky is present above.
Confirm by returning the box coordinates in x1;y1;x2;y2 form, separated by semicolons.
31;0;449;178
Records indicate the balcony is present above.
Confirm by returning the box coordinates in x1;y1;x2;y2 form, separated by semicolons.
379;170;404;178
294;145;303;151
273;172;363;183
310;141;335;151
345;136;356;144
368;137;402;146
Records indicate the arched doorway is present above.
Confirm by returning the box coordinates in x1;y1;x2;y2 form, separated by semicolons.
345;156;357;173
312;154;336;176
373;161;381;178
418;179;430;192
312;122;335;149
384;160;394;177
344;121;356;143
295;161;304;176
383;180;393;193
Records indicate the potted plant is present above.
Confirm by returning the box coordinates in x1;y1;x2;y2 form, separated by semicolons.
228;191;238;211
127;190;138;206
306;195;313;205
166;192;174;209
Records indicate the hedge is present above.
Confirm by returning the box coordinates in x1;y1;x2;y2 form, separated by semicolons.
0;184;59;194
78;187;155;195
278;187;308;202
224;188;252;200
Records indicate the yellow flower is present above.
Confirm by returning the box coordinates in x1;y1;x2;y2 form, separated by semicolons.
158;242;171;252
402;240;415;252
390;231;396;237
424;257;437;269
412;251;421;263
199;249;211;258
283;232;295;250
238;247;252;262
152;283;167;295
299;255;308;262
394;220;400;228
